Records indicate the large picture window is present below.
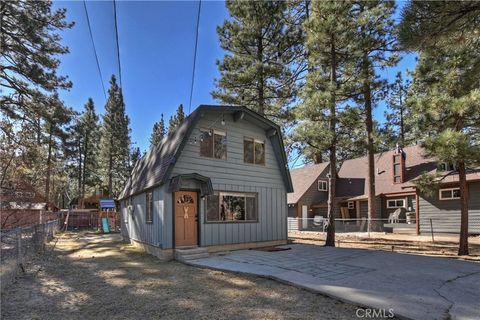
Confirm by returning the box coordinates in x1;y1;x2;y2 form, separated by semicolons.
146;191;153;223
200;129;226;160
244;138;265;165
206;191;258;222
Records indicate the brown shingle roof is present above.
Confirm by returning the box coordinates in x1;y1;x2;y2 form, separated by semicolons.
336;144;480;200
287;163;330;204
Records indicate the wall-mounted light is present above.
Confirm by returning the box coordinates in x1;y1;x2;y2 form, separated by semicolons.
221;114;225;126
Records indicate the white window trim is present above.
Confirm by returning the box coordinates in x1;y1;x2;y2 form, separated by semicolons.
317;180;328;191
439;188;460;200
387;199;405;208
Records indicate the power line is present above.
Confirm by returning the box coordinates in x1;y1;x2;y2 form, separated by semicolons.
188;0;202;114
113;0;122;88
83;0;107;101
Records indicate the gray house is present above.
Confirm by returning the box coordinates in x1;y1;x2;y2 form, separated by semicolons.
118;105;293;260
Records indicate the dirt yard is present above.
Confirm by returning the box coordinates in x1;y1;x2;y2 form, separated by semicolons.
289;231;480;261
2;232;378;320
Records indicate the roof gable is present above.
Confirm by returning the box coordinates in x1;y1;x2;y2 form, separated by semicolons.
119;105;293;199
287;163;330;204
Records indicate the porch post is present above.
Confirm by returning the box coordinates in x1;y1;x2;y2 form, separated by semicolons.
415;192;420;235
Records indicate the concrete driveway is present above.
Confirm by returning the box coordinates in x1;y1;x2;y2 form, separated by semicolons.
188;244;480;320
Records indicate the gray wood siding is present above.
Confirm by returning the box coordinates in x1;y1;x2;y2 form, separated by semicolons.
170;112;288;247
419;182;480;234
120;185;165;247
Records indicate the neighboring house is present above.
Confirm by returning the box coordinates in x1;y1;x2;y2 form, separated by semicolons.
118;105;293;260
287;163;330;219
289;145;480;235
0;181;57;229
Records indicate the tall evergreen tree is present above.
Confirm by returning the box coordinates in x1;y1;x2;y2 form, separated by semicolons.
42;95;73;203
296;1;360;246
99;75;131;198
212;0;304;123
0;0;73;124
400;1;480;256
351;0;398;230
150;113;166;148
383;72;413;147
168;104;185;134
69;98;100;207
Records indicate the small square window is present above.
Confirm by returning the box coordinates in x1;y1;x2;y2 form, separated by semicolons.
318;180;328;191
347;201;354;209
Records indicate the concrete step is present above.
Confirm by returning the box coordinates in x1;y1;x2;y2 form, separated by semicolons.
175;247;210;262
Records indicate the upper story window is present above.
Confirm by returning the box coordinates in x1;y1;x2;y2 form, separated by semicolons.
244;138;265;165
146;191;153;223
439;188;460;200
318;180;328;191
439;162;457;172
200;129;226;160
393;154;404;183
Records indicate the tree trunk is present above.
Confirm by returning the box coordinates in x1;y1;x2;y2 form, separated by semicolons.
325;35;337;247
45;127;53;204
399;89;405;147
457;160;469;255
78;139;82;208
81;137;88;209
257;33;265;116
363;56;376;232
108;136;113;198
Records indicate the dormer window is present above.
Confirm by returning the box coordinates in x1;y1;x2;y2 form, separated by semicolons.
317;180;328;191
393;154;404;183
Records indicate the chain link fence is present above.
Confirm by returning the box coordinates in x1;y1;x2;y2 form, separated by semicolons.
1;220;59;291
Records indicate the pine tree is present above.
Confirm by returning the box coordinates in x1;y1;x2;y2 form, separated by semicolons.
400;1;480;256
150;113;166;148
212;0;304;123
168;104;185;134
42;95;74;203
69;98;100;207
99;75;131;198
351;0;398;230
0;0;73;124
296;1;361;246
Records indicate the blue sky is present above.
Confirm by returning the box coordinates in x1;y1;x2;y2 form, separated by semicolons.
53;0;415;153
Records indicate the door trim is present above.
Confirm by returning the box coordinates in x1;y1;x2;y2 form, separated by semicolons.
172;190;200;248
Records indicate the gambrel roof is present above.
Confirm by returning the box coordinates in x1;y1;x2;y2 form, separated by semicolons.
119;105;293;200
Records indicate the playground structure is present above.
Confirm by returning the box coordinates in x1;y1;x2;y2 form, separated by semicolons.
60;199;120;232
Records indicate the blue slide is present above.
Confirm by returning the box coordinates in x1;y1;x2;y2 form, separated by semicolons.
102;217;110;233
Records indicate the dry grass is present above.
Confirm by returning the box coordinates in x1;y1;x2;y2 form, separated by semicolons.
1;232;380;320
289;231;480;261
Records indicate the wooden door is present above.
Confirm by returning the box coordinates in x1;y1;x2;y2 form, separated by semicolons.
175;191;198;247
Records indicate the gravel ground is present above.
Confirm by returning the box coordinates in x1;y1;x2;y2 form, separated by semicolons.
1;232;381;320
